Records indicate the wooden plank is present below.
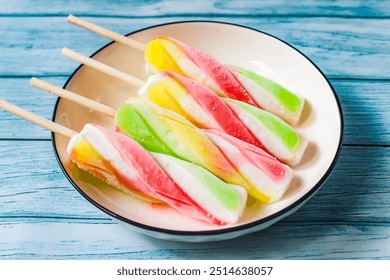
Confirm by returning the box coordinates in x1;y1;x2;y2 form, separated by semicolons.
0;77;68;140
287;145;390;223
1;78;389;145
334;80;390;145
1;141;389;223
0;17;389;79
0;219;388;259
0;0;389;17
0;140;105;219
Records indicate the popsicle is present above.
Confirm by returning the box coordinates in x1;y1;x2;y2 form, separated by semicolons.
115;98;251;188
115;98;294;201
68;123;247;225
139;71;307;166
139;70;264;149
144;36;304;125
225;98;308;166
67;16;305;125
204;129;293;202
228;66;305;126
145;36;257;106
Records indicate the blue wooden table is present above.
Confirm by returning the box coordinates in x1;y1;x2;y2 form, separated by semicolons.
0;0;389;259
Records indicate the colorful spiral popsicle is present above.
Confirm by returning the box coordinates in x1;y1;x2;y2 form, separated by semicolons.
114;99;294;202
139;70;263;149
68;123;247;224
139;70;307;166
145;36;305;126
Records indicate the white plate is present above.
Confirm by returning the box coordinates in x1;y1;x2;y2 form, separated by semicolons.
52;21;343;242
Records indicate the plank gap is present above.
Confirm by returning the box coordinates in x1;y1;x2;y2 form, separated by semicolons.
0;138;52;141
1;13;390;20
343;143;390;148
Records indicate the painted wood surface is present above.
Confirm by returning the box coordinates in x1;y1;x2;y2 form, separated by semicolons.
1;0;389;17
0;16;389;79
1;221;389;259
0;0;389;260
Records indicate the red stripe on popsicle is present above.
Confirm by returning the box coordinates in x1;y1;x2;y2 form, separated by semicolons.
164;36;259;107
204;129;288;182
163;71;265;150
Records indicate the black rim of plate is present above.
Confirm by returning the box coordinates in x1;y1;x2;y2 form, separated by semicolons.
52;20;344;237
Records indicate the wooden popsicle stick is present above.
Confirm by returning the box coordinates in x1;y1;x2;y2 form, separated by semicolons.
67;15;145;52
30;78;117;118
61;48;146;88
0;99;77;139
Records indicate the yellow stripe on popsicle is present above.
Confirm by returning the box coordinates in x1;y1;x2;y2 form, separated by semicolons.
162;118;240;183
69;135;162;203
160;117;269;201
145;76;189;118
157;101;274;201
70;138;112;175
145;38;186;75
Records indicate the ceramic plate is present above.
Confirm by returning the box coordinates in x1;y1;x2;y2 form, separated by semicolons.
52;21;343;242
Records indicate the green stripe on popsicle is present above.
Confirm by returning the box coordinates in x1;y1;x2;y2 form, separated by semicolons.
233;100;301;151
236;66;302;113
116;102;201;166
116;103;174;155
179;161;242;211
153;153;243;211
